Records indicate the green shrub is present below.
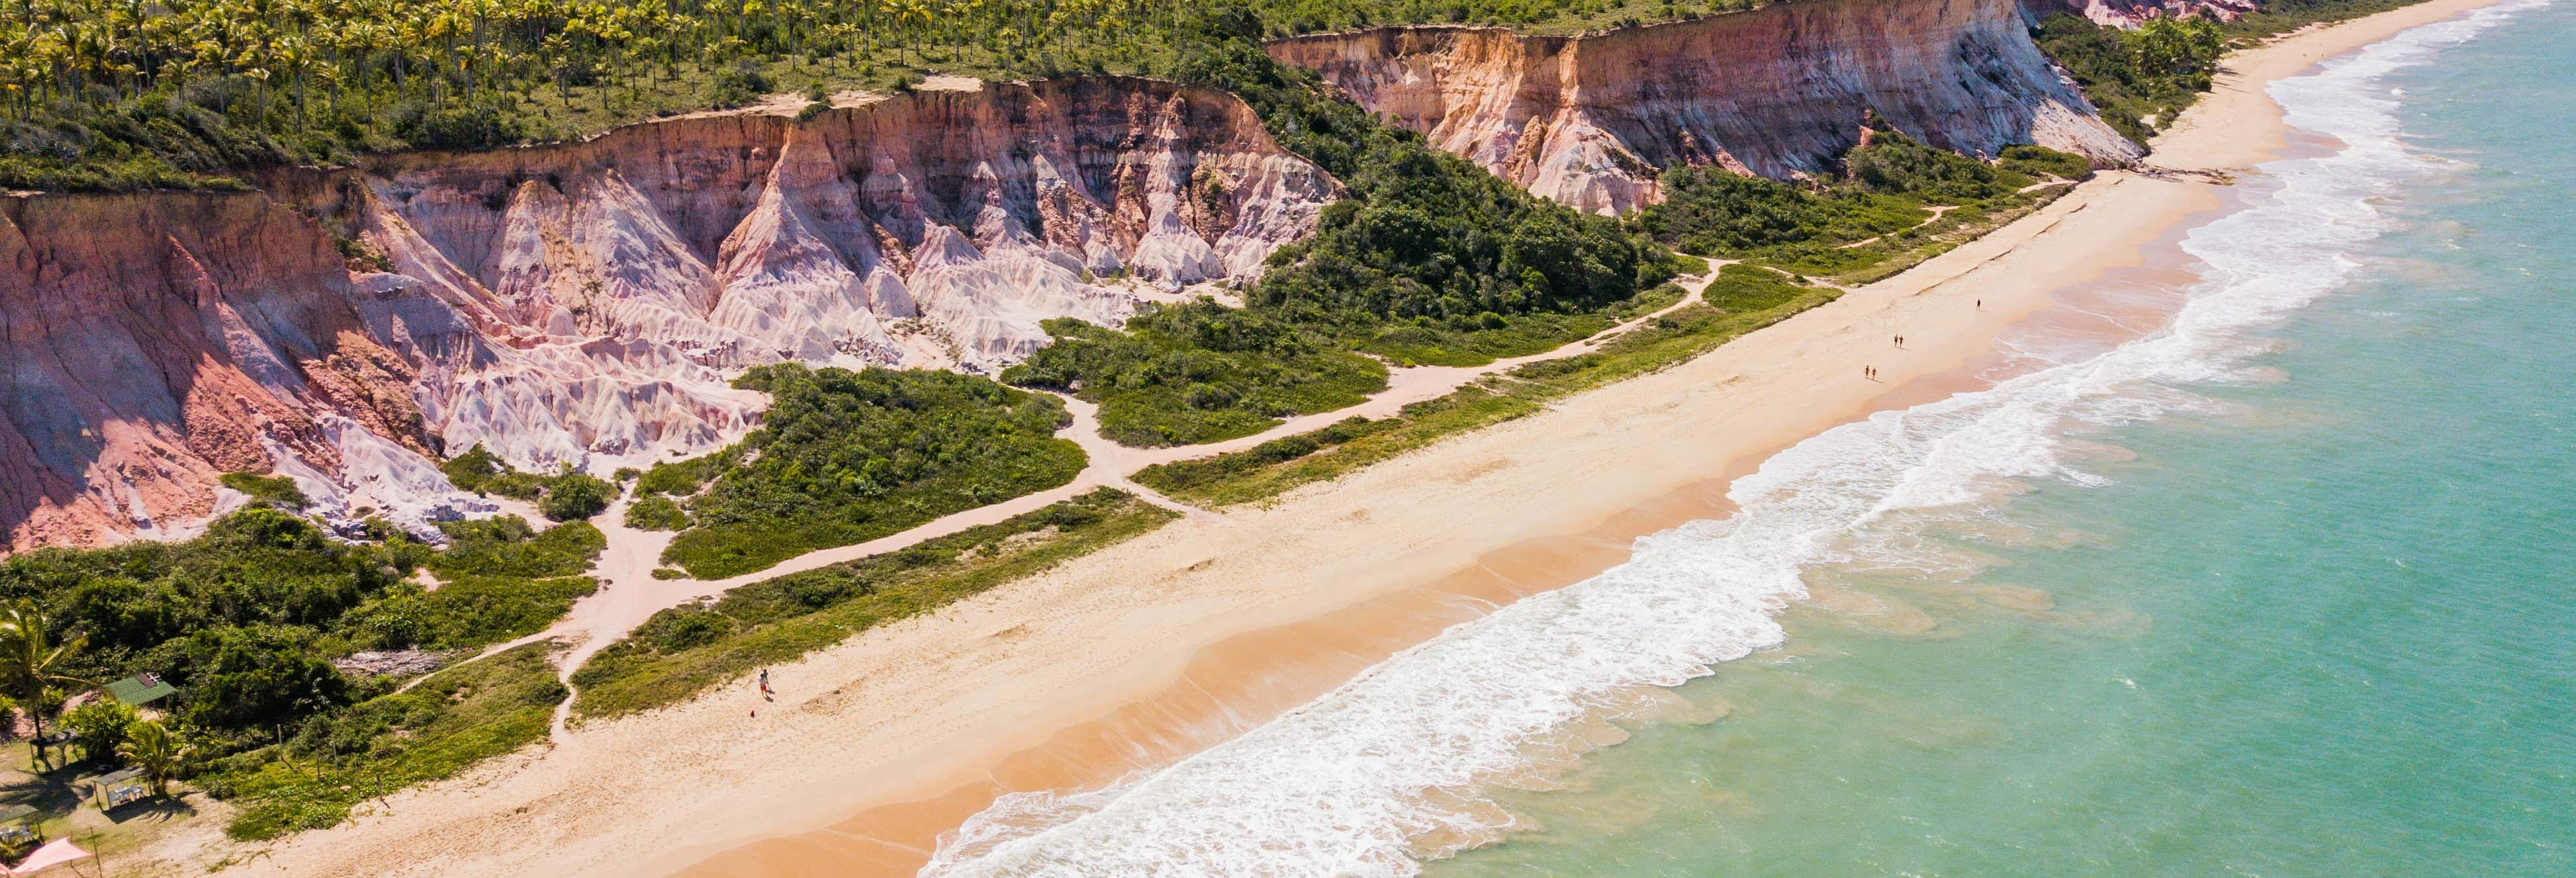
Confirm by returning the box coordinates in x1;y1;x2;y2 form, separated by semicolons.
1999;144;2097;181
708;62;772;109
391;102;528;150
439;445;545;500
659;365;1086;578
66;699;138;764
441;446;612;519
2033;12;2227;142
539;470;614;521
624;495;690;531
218;472;310;510
637;450;735;497
1005;303;1387;447
1139;275;1840;507
203;643;566;840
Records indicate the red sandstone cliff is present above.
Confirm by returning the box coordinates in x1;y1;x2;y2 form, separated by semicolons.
1267;0;2146;214
0;77;1334;550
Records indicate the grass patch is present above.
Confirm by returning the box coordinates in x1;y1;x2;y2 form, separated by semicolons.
197;642;566;841
571;490;1177;719
1138;266;1832;506
1355;310;1618;368
659;365;1086;580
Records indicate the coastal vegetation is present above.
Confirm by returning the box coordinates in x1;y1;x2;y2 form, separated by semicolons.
572;489;1175;719
1005;305;1388;447
440;445;616;521
1633;133;2091;282
0;505;603;838
2035;13;2230;142
1135;265;1829;505
202;642;567;840
623;494;692;531
0;0;2460;856
1003;10;1684;445
652;365;1085;579
0;0;1753;193
217;472;312;510
2033;1;2440;145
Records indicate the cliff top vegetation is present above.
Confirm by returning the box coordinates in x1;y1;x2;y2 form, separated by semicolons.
0;0;1766;193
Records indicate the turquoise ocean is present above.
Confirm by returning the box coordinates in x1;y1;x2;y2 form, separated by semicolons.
916;4;2576;875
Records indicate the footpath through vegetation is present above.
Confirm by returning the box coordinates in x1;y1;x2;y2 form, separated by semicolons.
0;0;2443;861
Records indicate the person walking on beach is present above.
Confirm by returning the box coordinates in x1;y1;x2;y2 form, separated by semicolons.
759;668;770;696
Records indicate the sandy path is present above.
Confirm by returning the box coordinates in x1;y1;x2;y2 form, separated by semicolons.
200;2;2507;875
425;267;1724;703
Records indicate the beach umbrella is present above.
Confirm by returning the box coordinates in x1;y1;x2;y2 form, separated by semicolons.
6;838;90;875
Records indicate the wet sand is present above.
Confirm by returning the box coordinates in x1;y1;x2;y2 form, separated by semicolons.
203;2;2512;875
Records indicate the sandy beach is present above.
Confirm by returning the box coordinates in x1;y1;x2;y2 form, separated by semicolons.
197;2;2508;875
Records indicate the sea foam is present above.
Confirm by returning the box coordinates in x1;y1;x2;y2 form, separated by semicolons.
915;6;2540;875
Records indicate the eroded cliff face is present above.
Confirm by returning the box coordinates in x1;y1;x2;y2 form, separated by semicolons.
1268;0;2146;214
1;77;1334;550
2031;0;2258;26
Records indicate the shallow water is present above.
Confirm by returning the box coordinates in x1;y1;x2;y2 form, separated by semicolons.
916;4;2576;875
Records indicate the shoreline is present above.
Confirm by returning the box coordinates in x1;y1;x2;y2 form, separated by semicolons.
205;2;2508;875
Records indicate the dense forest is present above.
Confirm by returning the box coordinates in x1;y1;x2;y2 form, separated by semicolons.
0;0;1757;191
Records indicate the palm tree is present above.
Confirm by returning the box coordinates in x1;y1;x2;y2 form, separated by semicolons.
0;601;85;771
116;721;184;797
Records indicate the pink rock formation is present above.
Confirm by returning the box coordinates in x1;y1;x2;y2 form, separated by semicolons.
0;193;486;547
1;77;1334;550
1267;0;2146;214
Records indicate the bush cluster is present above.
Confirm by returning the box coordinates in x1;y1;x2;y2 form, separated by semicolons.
1633;132;2091;277
655;365;1087;578
439;445;614;521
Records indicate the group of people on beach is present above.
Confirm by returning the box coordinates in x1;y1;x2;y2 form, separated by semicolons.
1865;299;1980;381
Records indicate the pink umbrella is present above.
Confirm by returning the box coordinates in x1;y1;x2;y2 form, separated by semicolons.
7;838;89;875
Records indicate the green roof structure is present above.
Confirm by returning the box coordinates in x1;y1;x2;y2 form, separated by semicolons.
103;673;175;707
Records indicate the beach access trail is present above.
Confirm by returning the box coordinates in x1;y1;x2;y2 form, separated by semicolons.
421;266;1726;734
197;2;2510;875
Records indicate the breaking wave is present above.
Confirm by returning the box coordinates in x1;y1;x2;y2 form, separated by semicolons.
915;6;2535;876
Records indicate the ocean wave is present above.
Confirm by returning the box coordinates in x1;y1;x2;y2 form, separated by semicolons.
913;6;2538;876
